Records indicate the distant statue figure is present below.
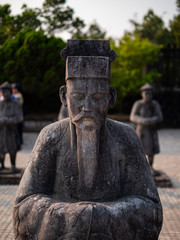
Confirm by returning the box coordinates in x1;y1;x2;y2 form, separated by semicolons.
58;104;69;120
13;41;162;240
12;83;24;145
0;82;23;172
130;83;163;176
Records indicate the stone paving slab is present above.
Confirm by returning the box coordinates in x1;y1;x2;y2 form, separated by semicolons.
0;129;180;239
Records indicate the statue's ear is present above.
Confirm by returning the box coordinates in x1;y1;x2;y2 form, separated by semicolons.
59;85;67;107
109;87;117;107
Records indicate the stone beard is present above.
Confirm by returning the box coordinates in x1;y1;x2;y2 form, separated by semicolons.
73;116;100;190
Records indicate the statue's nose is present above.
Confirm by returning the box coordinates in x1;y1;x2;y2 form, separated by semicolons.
82;96;93;112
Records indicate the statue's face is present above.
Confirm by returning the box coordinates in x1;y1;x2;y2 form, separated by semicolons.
141;90;152;102
66;79;110;130
2;89;11;101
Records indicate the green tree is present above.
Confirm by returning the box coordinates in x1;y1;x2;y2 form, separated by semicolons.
13;4;41;33
0;28;66;113
0;0;85;43
40;0;85;35
0;4;14;44
130;9;173;45
169;0;180;46
71;21;106;40
110;35;162;110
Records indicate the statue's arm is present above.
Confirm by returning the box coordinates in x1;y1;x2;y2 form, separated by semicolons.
0;103;23;125
145;101;163;125
130;102;147;124
103;125;162;239
13;127;61;239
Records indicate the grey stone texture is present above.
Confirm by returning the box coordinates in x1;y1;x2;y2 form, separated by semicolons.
13;40;162;240
130;83;163;156
0;82;23;170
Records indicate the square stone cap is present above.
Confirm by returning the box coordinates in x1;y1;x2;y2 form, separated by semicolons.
61;40;116;62
66;56;110;81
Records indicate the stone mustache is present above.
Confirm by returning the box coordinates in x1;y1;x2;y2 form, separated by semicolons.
13;40;162;240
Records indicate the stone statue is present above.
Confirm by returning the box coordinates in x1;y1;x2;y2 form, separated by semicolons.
0;81;23;172
130;83;163;176
13;40;162;240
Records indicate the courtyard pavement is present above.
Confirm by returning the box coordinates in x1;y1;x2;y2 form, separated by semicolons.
0;127;180;239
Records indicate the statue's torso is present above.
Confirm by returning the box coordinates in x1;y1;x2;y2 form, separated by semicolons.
52;125;122;202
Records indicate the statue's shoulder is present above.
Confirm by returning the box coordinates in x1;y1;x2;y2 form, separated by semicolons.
152;99;160;106
133;99;144;106
106;118;141;149
37;118;70;145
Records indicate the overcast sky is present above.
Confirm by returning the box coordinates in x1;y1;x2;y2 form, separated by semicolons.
0;0;177;40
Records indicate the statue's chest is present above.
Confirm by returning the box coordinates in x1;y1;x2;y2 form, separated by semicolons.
0;102;15;117
139;103;155;117
54;146;121;201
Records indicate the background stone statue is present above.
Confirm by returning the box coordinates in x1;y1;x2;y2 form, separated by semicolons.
130;83;163;175
13;40;162;240
0;81;23;172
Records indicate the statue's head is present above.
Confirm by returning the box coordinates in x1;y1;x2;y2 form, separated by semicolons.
0;81;12;101
60;40;116;131
59;40;117;191
140;83;153;103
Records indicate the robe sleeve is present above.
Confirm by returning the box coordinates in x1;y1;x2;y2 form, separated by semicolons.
110;124;163;239
130;100;163;126
13;125;61;239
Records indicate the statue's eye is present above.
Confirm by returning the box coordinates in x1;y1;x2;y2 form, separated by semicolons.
92;93;105;100
72;93;85;100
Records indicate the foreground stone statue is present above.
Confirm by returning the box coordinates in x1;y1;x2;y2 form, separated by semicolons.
58;104;69;120
13;40;162;240
130;83;163;175
0;82;23;172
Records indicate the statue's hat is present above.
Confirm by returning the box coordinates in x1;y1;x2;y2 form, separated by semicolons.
61;40;116;81
140;83;154;92
0;81;12;90
61;40;116;62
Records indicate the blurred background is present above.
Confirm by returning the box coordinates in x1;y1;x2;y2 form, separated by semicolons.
0;0;179;127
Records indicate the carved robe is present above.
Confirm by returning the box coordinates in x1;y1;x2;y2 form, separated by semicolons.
13;118;162;240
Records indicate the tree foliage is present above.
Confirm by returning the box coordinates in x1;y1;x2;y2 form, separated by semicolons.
110;35;162;109
169;15;180;46
0;28;66;113
0;0;85;43
129;9;173;45
71;21;106;40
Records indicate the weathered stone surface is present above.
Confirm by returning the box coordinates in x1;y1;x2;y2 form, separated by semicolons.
60;39;116;62
13;40;162;240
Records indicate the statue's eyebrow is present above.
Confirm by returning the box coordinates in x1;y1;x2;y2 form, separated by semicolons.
91;91;109;95
70;90;86;95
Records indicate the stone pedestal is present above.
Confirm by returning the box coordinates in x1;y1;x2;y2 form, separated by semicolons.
0;169;24;184
154;170;172;188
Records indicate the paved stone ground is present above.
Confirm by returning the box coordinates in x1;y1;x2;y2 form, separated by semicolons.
0;128;180;239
